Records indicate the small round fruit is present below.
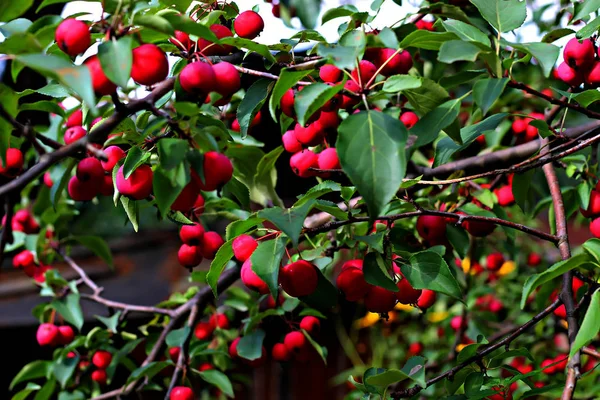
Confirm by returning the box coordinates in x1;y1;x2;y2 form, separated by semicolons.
229;337;240;358
199;231;224;259
213;62;241;96
85;56;117;96
66;109;83;128
281;89;295;117
191;152;233;191
462;216;496;237
299;316;320;335
68;176;98;201
336;260;371;301
280;260;318;297
319;65;343;83
179;62;216;96
351;60;378;87
556;62;583;87
416;215;447;241
194;322;214;340
377;48;413;76
178;244;203;268
232;234;258;262
115;164;153;200
495;185;515;206
234;11;265;39
91;369;107;385
179;223;205;245
58;325;75;345
294;122;325;147
290;150;318;178
283;331;306;353
64;126;87;145
527;252;542;266
209;313;229;329
417;289;436;309
0;148;23;178
282;130;303;153
170;31;192;51
450;315;467;331
395;278;422;305
169;347;181;362
590;217;600;238
241;259;269;294
364;286;397;313
131;44;169;86
408;342;423;355
92;350;112;369
55;19;91;56
563;38;595;69
76;157;104;184
36;323;59;346
400;111;419;129
317;148;340;172
100;146;125;172
170;387;194;400
272;343;290;361
197;24;234;56
486;252;505;271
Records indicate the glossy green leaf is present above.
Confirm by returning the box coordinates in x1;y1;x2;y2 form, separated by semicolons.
294;82;344;127
404;78;450;114
402;251;463;300
0;1;34;22
12;383;41;400
269;69;311;120
199;370;234;397
206;239;234;297
363;252;398;292
237;328;266;361
237;79;271;138
53;356;77;389
442;19;490;46
220;37;277;67
570;289;600;357
126;361;170;385
573;0;600;21
470;0;527;33
98;36;132;88
51;293;83;330
250;237;286;298
10;361;50;390
438;40;483;63
70;236;113;268
411;98;461;147
400;30;458;50
382;75;422;93
473;78;508;115
258;201;314;247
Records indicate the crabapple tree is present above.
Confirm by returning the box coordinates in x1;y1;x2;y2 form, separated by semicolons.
3;0;600;399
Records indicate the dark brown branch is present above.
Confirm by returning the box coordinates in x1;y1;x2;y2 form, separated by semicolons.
165;304;199;398
391;299;562;398
0;102;62;151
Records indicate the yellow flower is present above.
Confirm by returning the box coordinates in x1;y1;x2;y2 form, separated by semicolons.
355;312;381;329
461;257;471;274
395;303;414;311
497;260;516;276
428;311;449;323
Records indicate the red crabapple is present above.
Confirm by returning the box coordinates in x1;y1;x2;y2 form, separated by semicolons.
55;19;90;56
234;11;265;39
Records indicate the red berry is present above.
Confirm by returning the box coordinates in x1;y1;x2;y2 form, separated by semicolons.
91;369;107;385
0;148;23;178
408;342;423;355
194;322;214;340
198;362;213;371
461;213;496;237
92;350;112;369
100;146;125;172
450;315;467;331
541;358;557;375
563;38;595;69
319;65;343;83
283;331;307;353
336;259;371;301
586;61;600;86
282;130;303;153
209;313;229;329
400;111;419;129
232;234;258;262
415;19;435;31
213;62;241;96
43;172;54;188
66;109;83;128
58;325;75;345
486;252;505;271
395;278;422;305
171;181;200;212
76;157;104;184
177;244;203;268
36;323;59;346
179;223;205;245
495;185;515;206
179;62;216;96
290;150;318;178
234;11;265;40
281;89;295;117
417;289;436;309
317;110;340;129
131;44;169;86
556;62;583;87
55;19;90;56
64;126;86;145
13;249;35;269
351;60;378;87
317;148;340;173
280;260;318;297
241;259;269;294
554;304;567;319
299;316;320;335
416;215;447;241
169;347;181;362
197;24;234;56
199;231;224;259
68;176;98;201
115;164;153;200
527;252;542;266
364;286;397;313
229;337;240;358
191;152;233;191
376;48;413;76
85;56;117;96
170;31;192;51
271;343;290;361
193;194;205;216
294;122;325;147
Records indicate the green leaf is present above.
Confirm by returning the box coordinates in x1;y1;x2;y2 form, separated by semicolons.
520;253;592;309
157;139;189;170
133;14;174;35
15;54;96;113
95;312;120;332
299;267;339;311
161;14;218;42
400;30;459;50
363;253;398;292
166;326;191;348
50;159;76;209
53;355;78;389
252;146;284;207
291;0;320;28
583;238;600;265
411;98;462;147
126;361;170;385
120;196;139;232
20;101;65;117
570;289;600;357
10;361;50;390
199;370;234;397
337;111;408;220
225;217;265;241
511;42;560;78
294;181;341;207
301;329;328;364
206;239;234;297
237;328;266;361
573;0;600;21
250;237;286;298
294;82;344;127
258;201;314;247
269;68;311;120
365;368;409;388
438;41;483;63
402;251;463;300
33;379;56;400
512;169;535;213
51;293;84;330
442;19;490;46
576;16;600;39
321;5;358;24
404;78;450;115
237;79;271;138
0;1;34;22
122;147;149;179
98;36;132;88
219;37;277;67
153;165;189;217
12;383;41;400
402;356;427;387
382;75;422;93
473;78;508;115
70;236;113;268
470;0;527;33
317;43;363;70
572;90;600;107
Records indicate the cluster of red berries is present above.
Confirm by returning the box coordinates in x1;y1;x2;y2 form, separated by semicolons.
550;277;584;319
0;148;24;178
3;208;39;234
336;259;435;314
270;316;321;362
511;112;544;143
582;182;600;238
178;223;225;268
194;312;230;342
13;249;52;283
556;38;600;87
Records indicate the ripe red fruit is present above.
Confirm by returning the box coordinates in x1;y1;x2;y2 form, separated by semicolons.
364;286;397;313
319;65;343;83
399;111;419;129
44;172;54;187
281;89;296;117
282;130;303;153
317;110;340;129
179;62;216;95
170;31;192;51
229;337;240;358
76;157;104;184
66;109;83;128
198;363;213;371
582;189;600;217
486;252;505;271
191;151;233;191
197;24;234;56
179;223;205;245
351;60;378;87
92;350;112;369
193;194;205;216
553;355;568;371
417;289;437;309
556;62;583;87
450;315;467;331
415;19;434;31
100;146;125;172
33;265;52;283
64;126;86;145
586;61;600;86
116;165;153;200
408;342;423;355
36;323;59;346
199;231;224;259
284;331;307;353
280;260;318;297
527;252;542;266
213;62;241;96
495;185;515;206
209;313;229;329
377;48;413;76
232;234;258;262
171;181;199;212
0;148;23;178
554;304;567;319
512;118;528;134
131;44;169;86
68;176;98;201
541;358;557;375
194;322;214;340
241;259;269;294
271;343;290;361
177;244;203;268
169;347;181;362
461;214;496;237
85;56;117;96
55;19;91;56
13;249;34;269
58;325;75;345
234;11;265;39
290;149;318;178
299;316;320;335
337;259;371;301
563;38;595;69
317;148;340;174
416;215;447;241
294;122;325;146
395;278;422;305
91;369;107;385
